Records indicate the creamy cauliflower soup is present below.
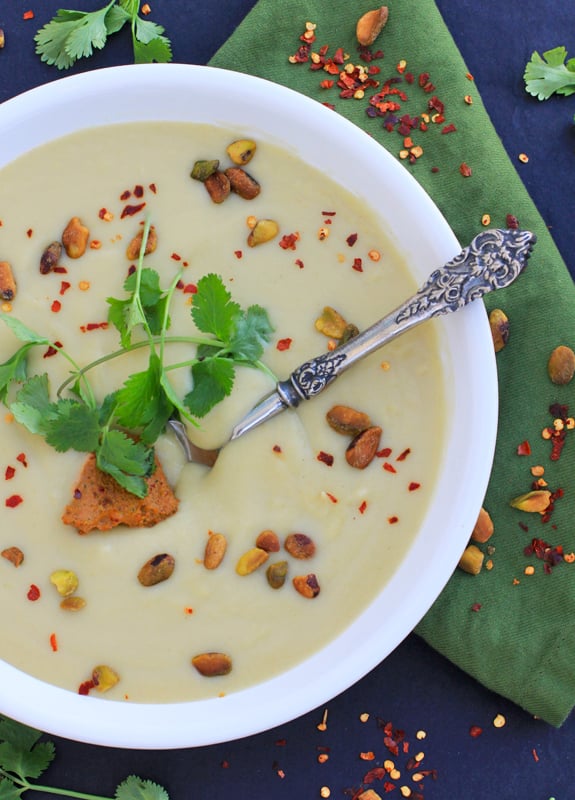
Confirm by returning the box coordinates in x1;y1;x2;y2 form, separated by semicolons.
0;123;446;702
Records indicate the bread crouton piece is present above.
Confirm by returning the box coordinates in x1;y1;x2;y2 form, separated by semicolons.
62;453;179;534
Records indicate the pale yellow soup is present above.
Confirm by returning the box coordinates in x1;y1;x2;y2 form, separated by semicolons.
0;123;446;702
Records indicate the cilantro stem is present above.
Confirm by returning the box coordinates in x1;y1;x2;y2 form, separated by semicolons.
53;343;97;409
0;769;112;799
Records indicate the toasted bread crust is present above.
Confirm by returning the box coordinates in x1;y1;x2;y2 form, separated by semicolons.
62;453;179;534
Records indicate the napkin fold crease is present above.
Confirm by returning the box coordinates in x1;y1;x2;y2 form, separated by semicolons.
210;0;575;726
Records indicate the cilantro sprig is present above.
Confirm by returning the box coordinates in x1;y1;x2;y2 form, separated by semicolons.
0;714;170;799
34;0;173;70
524;46;575;121
0;221;274;497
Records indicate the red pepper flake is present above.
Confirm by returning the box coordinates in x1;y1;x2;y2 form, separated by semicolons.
471;602;482;612
459;162;472;177
149;183;157;194
322;211;336;216
279;232;299;250
49;632;58;652
120;189;131;201
23;10;35;20
383;782;396;793
320;79;335;89
396;447;411;461
469;725;483;738
317;451;334;467
295;258;304;269
276;338;292;351
27;584;40;601
346;232;358;247
4;465;15;480
441;123;457;134
358;500;368;514
234;250;243;259
383;462;397;473
16;453;27;467
532;748;539;763
466;72;474;81
80;322;109;332
26;228;33;238
408;481;421;491
120;202;146;218
59;281;72;296
51;300;62;313
5;494;23;508
377;447;392;458
325;492;339;504
53;265;68;274
272;444;282;454
98;207;113;221
516;440;531;456
352;258;363;272
388;515;399;524
506;213;519;229
78;679;96;695
183;283;197;294
43;342;61;358
171;252;182;261
133;185;144;198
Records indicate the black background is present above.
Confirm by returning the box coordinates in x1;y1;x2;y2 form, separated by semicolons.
0;2;574;798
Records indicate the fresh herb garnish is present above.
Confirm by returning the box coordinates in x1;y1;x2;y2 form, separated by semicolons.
0;714;170;799
34;0;173;70
0;222;274;497
524;46;575;118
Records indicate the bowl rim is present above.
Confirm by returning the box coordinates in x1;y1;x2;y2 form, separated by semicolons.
0;63;498;749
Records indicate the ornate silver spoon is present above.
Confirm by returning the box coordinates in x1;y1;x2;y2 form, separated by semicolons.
169;227;536;466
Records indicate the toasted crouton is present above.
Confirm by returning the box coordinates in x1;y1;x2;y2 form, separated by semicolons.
62;453;179;534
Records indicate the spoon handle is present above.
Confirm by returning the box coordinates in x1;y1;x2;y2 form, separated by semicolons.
231;228;535;440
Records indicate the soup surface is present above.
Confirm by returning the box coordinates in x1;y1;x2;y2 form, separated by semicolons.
0;123;446;702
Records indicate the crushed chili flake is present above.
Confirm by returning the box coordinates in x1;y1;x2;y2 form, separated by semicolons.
317;451;334;466
346;232;358;247
459;162;472;177
396;448;411;461
517;440;531;456
383;462;397;473
279;232;299;250
16;453;27;467
295;258;304;269
469;725;483;738
358;500;368;514
80;322;109;333
183;283;197;294
51;300;62;313
441;123;457;134
276;337;293;351
471;602;482;612
60;281;72;296
408;482;421;492
506;213;520;229
49;632;58;652
43;342;61;358
5;466;15;480
5;494;23;508
133;184;144;198
27;584;40;601
272;444;282;453
149;183;157;194
120;189;131;201
352;258;363;272
234;250;243;259
53;265;68;274
98;207;113;221
388;515;399;524
23;10;35;20
26;228;33;238
78;678;96;695
377;447;392;458
120;202;146;218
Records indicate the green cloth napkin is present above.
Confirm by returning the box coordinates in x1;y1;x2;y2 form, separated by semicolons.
210;0;575;726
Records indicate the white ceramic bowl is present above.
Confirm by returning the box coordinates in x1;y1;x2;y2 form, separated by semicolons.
0;64;497;748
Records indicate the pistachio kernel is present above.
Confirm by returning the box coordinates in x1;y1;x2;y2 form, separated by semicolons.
284;532;316;559
204;171;231;204
50;569;79;597
1;546;24;567
293;573;321;598
326;405;371;437
190;159;220;181
226;139;257;165
458;544;484;575
266;560;289;589
510;490;552;513
547;345;575;385
255;529;281;553
0;261;16;301
62;216;90;259
92;664;120;692
126;224;158;261
137;553;175;586
235;547;269;575
39;241;63;274
191;652;232;677
315;306;349;339
247;218;279;247
60;596;87;611
204;532;227;570
489;308;509;352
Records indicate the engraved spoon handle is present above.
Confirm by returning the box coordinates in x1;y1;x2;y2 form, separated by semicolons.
231;228;536;440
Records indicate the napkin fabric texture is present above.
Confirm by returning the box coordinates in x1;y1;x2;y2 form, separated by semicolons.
210;0;575;726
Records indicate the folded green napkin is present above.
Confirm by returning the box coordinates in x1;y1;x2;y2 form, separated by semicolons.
210;0;575;726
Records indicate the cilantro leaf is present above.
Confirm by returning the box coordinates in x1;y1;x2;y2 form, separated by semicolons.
185;358;235;418
0;313;50;346
34;0;172;70
0;344;35;403
43;402;102;453
0;777;24;799
191;273;241;342
114;354;174;442
229;304;274;362
116;774;170;800
10;374;54;435
524;46;575;100
97;429;154;498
